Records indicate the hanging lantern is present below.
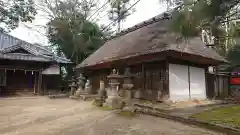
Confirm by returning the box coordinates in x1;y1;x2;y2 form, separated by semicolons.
208;66;215;73
32;71;34;75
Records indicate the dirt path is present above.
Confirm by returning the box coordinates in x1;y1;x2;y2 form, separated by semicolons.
0;97;225;135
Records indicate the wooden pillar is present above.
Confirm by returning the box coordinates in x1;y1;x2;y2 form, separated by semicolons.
141;63;145;91
37;70;43;95
33;71;37;94
164;59;170;101
188;66;191;100
165;61;169;92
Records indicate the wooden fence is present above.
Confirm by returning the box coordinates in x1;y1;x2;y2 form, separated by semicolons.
206;73;229;99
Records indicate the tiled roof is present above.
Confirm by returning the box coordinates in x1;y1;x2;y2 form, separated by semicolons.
77;12;227;69
0;32;71;64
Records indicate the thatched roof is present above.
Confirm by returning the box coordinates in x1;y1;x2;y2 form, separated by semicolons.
77;13;227;69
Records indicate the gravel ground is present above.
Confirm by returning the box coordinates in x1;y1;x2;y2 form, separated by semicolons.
0;97;225;135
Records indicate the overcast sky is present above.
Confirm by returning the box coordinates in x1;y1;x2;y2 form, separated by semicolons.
10;0;166;45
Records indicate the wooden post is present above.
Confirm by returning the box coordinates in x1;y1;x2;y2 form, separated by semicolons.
188;66;191;100
165;60;169;96
38;70;43;95
141;63;145;91
33;71;37;94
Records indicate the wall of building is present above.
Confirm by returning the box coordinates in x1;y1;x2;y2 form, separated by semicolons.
82;60;168;101
0;60;58;95
1;70;38;95
169;63;207;102
140;62;167;101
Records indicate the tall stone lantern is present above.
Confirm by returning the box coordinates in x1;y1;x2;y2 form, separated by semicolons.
69;76;78;96
104;69;124;109
75;73;86;96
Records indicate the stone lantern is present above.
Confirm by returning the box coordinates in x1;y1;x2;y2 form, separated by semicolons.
85;79;93;94
104;69;124;109
69;76;78;96
75;73;86;96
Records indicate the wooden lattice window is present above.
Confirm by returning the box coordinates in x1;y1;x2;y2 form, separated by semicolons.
144;63;165;91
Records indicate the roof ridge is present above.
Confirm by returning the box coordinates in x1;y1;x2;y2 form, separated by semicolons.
108;11;172;41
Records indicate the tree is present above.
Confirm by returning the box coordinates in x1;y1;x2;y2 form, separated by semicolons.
159;0;240;37
108;0;134;32
42;0;112;78
159;0;240;64
0;0;37;31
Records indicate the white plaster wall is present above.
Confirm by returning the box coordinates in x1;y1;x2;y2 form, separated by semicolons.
189;66;206;100
42;64;60;75
169;64;190;102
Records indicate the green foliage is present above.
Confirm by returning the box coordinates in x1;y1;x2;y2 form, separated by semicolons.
170;8;199;37
229;22;240;38
46;0;112;65
160;0;240;37
0;0;37;30
108;0;134;32
48;18;105;64
43;0;114;79
227;44;240;65
160;0;240;65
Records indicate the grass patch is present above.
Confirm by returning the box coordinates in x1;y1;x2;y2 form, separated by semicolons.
191;105;240;128
101;105;114;111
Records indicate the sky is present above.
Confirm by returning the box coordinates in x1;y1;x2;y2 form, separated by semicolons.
10;0;167;46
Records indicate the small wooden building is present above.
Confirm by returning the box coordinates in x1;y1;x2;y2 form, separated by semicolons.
76;13;227;102
0;32;71;96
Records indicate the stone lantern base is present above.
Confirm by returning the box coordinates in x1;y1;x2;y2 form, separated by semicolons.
74;87;84;96
103;95;124;109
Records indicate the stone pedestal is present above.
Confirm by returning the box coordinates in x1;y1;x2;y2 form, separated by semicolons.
93;80;106;107
75;88;84;97
134;90;141;99
122;68;134;105
98;80;106;99
125;90;132;101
